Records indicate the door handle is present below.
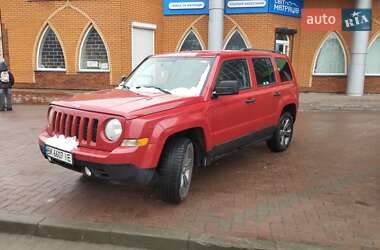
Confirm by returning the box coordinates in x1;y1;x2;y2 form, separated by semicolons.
245;98;256;104
273;91;282;97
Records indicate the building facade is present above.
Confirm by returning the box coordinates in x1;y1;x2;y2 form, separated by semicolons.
0;0;379;93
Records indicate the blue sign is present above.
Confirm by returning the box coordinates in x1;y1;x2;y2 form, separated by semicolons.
225;0;302;17
268;0;303;17
225;0;269;14
163;0;303;17
163;0;209;16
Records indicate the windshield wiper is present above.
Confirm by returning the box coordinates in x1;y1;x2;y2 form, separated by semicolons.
136;85;172;95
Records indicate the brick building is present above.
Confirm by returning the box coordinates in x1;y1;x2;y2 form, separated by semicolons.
0;0;379;94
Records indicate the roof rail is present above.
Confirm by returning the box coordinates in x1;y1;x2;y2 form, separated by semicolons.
240;48;278;53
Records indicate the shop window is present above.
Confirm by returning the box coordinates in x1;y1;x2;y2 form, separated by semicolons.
179;30;204;51
275;33;290;56
79;26;109;71
217;59;251;89
366;34;380;75
253;58;276;86
37;26;66;71
224;30;248;50
313;32;346;76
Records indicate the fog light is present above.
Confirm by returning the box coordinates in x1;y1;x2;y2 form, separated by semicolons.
84;167;92;177
121;138;149;147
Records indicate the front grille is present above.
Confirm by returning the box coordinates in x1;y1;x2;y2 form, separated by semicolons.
51;111;99;145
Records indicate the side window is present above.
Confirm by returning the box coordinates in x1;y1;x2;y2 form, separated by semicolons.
275;58;293;82
252;58;276;86
217;59;251;90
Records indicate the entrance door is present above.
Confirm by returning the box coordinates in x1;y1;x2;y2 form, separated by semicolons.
132;22;156;69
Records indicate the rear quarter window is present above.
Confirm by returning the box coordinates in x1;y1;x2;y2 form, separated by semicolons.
275;58;293;82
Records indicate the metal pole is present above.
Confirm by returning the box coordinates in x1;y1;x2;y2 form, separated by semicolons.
346;0;372;96
208;0;224;50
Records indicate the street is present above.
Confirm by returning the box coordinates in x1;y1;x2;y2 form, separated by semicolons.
0;105;379;249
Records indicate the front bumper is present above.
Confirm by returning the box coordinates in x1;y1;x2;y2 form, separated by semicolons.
39;132;156;184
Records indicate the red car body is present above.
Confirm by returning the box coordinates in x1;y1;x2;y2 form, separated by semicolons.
39;50;298;186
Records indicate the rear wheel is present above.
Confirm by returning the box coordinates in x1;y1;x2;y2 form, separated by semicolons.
267;112;294;152
158;138;194;204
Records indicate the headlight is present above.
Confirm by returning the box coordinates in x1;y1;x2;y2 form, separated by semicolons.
104;119;123;141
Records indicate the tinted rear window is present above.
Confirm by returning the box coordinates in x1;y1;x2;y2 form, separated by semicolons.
252;58;276;87
275;58;293;82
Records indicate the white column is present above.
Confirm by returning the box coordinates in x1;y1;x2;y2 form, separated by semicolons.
208;0;224;50
346;0;372;96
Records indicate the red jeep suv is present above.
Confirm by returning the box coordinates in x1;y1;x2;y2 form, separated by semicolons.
39;50;298;204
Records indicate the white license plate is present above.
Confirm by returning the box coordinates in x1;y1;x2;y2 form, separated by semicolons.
46;146;73;165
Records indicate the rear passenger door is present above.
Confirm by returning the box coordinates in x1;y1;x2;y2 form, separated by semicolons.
274;57;296;105
251;57;279;130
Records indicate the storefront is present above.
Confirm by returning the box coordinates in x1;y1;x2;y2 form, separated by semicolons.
0;0;379;93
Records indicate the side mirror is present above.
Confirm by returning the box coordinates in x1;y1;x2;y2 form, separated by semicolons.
213;80;240;97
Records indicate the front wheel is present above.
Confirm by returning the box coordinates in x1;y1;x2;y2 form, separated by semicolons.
266;112;294;152
158;138;194;204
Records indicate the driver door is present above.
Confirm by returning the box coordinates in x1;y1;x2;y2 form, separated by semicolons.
209;58;257;146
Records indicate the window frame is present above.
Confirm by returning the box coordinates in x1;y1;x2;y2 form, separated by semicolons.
36;26;66;72
275;33;290;56
252;56;278;88
78;25;110;73
214;57;252;91
274;57;294;83
312;32;347;76
366;32;380;76
223;29;249;50
178;29;205;52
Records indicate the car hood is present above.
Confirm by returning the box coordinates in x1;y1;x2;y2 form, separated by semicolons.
52;89;203;119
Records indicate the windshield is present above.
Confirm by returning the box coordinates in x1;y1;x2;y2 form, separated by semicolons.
123;57;214;97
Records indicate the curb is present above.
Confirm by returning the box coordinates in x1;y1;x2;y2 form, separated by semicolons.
299;105;380;112
0;213;338;250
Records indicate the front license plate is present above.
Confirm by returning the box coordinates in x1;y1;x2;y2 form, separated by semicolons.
45;146;73;165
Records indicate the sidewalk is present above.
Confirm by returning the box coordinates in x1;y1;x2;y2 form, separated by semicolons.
299;93;380;111
12;88;380;111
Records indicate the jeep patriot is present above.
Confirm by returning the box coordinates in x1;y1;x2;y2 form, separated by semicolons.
39;50;299;204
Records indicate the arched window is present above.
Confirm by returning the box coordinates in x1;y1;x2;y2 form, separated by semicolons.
224;30;248;50
79;26;109;71
179;30;204;51
275;33;290;56
37;26;65;71
313;32;347;75
366;34;380;75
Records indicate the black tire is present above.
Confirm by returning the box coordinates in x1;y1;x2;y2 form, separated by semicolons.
266;112;294;153
158;137;194;204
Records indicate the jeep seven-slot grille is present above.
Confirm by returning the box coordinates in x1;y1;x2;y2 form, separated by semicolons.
51;111;98;144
